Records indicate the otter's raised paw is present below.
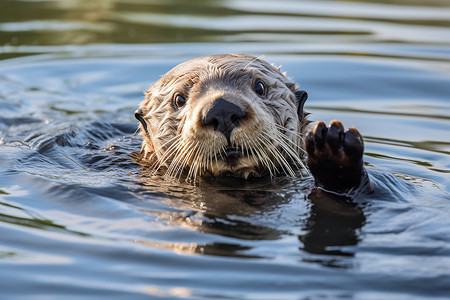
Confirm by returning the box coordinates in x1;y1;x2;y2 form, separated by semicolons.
306;120;366;194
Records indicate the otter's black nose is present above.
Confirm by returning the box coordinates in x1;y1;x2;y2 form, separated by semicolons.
204;98;245;139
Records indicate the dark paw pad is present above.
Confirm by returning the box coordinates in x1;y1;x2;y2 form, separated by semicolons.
306;120;365;193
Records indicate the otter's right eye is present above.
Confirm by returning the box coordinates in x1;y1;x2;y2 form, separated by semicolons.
174;94;186;108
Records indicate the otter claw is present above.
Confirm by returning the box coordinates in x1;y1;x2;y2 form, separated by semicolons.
327;120;344;153
306;120;367;194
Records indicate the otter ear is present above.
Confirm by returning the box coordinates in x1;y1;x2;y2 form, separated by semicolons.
294;90;308;121
134;108;151;139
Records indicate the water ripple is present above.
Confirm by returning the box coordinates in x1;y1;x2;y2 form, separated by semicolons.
1;0;450;298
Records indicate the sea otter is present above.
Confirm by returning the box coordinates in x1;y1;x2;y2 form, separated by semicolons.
134;54;372;195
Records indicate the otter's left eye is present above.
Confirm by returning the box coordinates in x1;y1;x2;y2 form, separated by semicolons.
174;94;187;108
254;79;266;97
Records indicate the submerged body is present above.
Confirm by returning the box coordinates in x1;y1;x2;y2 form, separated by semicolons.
135;54;370;195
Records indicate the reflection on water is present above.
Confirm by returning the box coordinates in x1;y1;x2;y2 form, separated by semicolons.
1;0;450;299
301;191;365;258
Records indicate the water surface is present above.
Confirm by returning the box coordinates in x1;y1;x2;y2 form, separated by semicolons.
1;0;450;299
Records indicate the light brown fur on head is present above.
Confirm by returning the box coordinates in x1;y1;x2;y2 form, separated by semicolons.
135;54;309;181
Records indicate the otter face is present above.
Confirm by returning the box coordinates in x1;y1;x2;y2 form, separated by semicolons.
135;54;308;181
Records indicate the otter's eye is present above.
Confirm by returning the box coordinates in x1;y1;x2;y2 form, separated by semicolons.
254;79;266;97
174;94;187;108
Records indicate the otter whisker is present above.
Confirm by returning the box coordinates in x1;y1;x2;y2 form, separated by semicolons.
164;139;191;178
272;128;307;161
153;136;182;164
253;135;279;177
276;132;306;157
272;142;299;176
277;138;307;172
255;145;276;178
203;140;210;172
206;138;216;172
194;140;208;180
256;135;287;176
241;132;260;166
263;120;308;167
242;133;255;164
133;126;141;136
243;55;265;70
259;133;296;177
153;139;186;175
219;142;227;161
195;141;210;181
211;134;223;166
151;134;180;158
169;140;196;179
213;137;219;165
263;131;300;172
271;122;306;153
175;144;196;179
187;141;205;181
270;120;305;138
268;131;306;170
199;140;210;178
241;132;278;178
149;135;182;175
272;122;306;139
241;135;256;160
175;141;199;180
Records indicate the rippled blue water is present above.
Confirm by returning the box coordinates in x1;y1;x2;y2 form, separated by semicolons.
1;0;449;299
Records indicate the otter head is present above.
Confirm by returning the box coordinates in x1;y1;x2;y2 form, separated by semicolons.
135;54;309;181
